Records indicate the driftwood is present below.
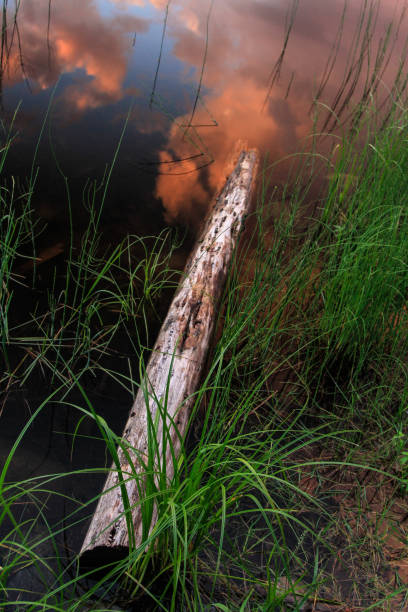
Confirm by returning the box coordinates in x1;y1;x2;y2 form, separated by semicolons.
80;148;258;564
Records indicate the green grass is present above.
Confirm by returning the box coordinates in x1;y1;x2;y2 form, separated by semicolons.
2;98;408;609
2;1;408;609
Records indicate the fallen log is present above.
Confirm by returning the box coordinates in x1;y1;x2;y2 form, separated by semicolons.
80;148;258;564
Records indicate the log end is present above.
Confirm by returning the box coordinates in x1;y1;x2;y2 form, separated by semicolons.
79;545;129;573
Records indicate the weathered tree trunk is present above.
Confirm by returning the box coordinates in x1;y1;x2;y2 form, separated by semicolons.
80;148;258;564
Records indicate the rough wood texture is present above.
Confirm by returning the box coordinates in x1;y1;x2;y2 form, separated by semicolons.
80;149;258;563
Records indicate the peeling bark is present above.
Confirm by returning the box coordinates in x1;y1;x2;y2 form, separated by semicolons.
80;148;259;564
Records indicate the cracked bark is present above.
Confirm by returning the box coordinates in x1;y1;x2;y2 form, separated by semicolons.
80;148;259;565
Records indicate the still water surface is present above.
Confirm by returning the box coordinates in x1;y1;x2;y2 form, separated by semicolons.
3;0;407;234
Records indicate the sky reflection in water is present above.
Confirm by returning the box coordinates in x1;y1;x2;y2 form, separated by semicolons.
2;0;407;229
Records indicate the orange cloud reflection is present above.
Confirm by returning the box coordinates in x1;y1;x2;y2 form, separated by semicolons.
153;0;408;225
4;0;407;228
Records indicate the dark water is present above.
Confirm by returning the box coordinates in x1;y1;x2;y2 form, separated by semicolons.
1;0;408;604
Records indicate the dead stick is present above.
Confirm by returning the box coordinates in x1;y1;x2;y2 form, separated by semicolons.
80;148;259;564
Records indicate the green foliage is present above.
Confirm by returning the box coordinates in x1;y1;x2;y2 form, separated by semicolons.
3;101;408;607
315;112;408;373
2;12;408;606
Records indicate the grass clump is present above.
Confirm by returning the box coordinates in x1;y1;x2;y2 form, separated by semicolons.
315;113;408;375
